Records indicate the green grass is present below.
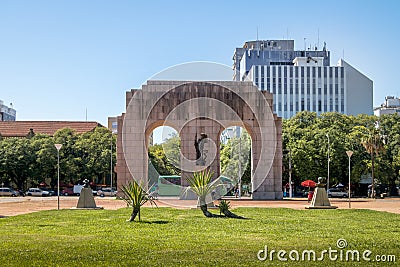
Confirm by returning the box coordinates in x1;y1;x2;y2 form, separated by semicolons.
1;207;400;266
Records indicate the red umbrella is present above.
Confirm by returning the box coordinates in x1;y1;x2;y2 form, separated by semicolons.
301;180;316;188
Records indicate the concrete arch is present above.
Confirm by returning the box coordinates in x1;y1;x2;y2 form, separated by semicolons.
117;80;282;199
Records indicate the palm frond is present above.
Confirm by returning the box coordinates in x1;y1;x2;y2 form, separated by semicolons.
120;179;157;208
184;169;220;198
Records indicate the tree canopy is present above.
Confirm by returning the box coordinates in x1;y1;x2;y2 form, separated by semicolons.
283;111;400;194
0;127;116;189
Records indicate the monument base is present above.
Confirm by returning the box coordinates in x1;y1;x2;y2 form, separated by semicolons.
76;188;99;209
306;183;338;209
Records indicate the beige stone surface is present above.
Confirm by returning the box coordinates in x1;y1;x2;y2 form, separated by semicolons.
117;81;283;200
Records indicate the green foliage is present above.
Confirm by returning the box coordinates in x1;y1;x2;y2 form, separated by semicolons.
220;130;251;184
185;170;221;217
283;112;400;194
0;127;116;189
148;133;180;176
0;137;36;189
0;208;399;266
216;199;231;215
185;170;218;201
120;179;157;221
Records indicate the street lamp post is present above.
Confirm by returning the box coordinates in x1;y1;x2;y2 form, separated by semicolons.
288;149;292;198
110;133;113;191
326;134;330;190
238;129;242;198
54;144;62;210
346;150;353;208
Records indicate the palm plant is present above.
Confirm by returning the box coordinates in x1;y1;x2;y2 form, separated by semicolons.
120;179;157;222
216;199;230;216
216;199;245;219
185;170;220;217
361;130;385;198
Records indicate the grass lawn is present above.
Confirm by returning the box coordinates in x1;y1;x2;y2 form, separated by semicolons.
1;207;400;266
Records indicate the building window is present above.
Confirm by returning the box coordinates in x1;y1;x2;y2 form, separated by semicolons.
255;66;259;87
260;66;265;90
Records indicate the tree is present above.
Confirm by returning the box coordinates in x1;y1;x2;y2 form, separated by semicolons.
0;126;116;190
0;137;36;189
220;130;251;185
377;114;400;195
361;127;386;197
75;127;115;183
282;111;388;193
148;133;180;176
53;128;79;184
31;134;57;188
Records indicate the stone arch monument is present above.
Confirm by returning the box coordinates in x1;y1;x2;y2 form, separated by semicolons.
116;80;282;200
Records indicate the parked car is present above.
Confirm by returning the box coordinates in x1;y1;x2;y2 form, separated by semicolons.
26;188;50;197
0;187;19;197
39;187;55;196
61;187;74;196
327;188;349;198
97;187;117;197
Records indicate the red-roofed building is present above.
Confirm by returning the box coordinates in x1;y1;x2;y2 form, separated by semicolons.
0;121;103;138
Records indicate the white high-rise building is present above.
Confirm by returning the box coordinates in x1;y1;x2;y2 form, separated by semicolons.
233;40;373;118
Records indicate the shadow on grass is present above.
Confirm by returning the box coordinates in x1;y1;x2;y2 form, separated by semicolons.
0;215;7;219
135;220;170;225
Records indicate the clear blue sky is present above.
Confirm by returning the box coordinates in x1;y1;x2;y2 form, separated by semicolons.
1;0;399;126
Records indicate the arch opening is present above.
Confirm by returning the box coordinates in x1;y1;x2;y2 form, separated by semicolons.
220;126;252;198
147;125;182;197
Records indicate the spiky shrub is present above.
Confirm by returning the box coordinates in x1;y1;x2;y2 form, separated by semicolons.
216;199;245;219
217;199;231;215
186;170;220;217
120;180;157;222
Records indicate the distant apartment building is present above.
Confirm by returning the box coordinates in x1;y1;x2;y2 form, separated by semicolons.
374;96;400;116
0;100;16;121
233;40;373;118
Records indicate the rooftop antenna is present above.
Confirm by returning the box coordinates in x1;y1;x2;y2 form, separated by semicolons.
256;26;259;41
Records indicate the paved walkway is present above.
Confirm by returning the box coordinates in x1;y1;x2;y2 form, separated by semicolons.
0;196;399;217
